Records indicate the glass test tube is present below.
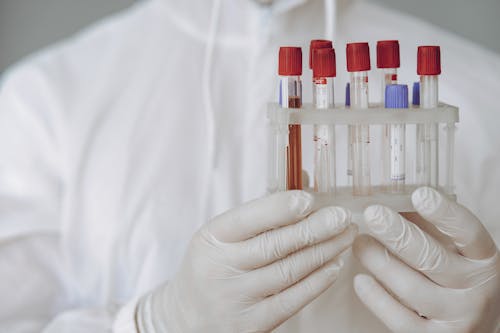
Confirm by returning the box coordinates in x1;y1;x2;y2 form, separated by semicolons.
377;40;400;190
271;47;303;192
312;47;336;193
287;88;303;190
345;82;352;185
385;84;408;193
377;41;400;104
347;42;371;195
381;67;398;190
350;71;371;195
278;46;303;190
416;46;441;187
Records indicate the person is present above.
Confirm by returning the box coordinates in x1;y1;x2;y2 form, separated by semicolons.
0;0;498;332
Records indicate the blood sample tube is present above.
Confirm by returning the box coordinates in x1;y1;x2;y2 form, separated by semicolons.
377;40;400;103
412;82;420;106
385;84;408;193
377;40;400;189
416;46;441;187
312;47;336;193
278;46;303;190
346;42;371;195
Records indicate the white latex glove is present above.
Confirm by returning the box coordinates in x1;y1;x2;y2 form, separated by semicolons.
353;187;500;333
137;190;357;332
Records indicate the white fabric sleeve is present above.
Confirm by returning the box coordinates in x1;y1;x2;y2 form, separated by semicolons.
0;63;69;331
0;60;144;333
0;234;66;332
0;63;64;239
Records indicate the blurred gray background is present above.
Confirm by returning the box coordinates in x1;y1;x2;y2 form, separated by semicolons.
0;0;135;72
1;0;499;72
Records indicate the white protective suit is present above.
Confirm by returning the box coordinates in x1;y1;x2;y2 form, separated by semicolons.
0;0;499;332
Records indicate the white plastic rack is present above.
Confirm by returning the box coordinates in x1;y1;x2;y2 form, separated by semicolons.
267;102;459;217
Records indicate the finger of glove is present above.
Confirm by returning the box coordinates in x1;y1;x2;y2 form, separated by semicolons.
400;212;457;252
364;205;465;288
412;187;497;260
207;191;314;242
353;234;447;319
246;224;357;297
234;206;351;269
353;274;429;333
252;257;343;332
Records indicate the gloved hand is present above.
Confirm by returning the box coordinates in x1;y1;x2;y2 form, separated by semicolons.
136;190;357;332
353;187;500;333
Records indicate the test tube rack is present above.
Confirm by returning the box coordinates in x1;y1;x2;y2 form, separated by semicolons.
267;102;459;215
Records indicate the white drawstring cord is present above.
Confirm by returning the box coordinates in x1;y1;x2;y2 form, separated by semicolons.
201;0;222;222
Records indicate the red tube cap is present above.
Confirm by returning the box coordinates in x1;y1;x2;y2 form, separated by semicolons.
417;46;441;75
377;40;400;68
279;47;302;76
309;39;333;69
346;42;371;72
312;48;336;78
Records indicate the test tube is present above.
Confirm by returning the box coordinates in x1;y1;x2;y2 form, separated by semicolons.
416;46;441;187
377;40;400;190
345;82;352;185
377;40;400;103
312;47;336;193
278;46;303;190
385;84;408;193
346;42;371;196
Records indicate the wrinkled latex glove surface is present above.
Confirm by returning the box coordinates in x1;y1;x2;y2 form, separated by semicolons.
354;187;500;333
137;191;357;332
